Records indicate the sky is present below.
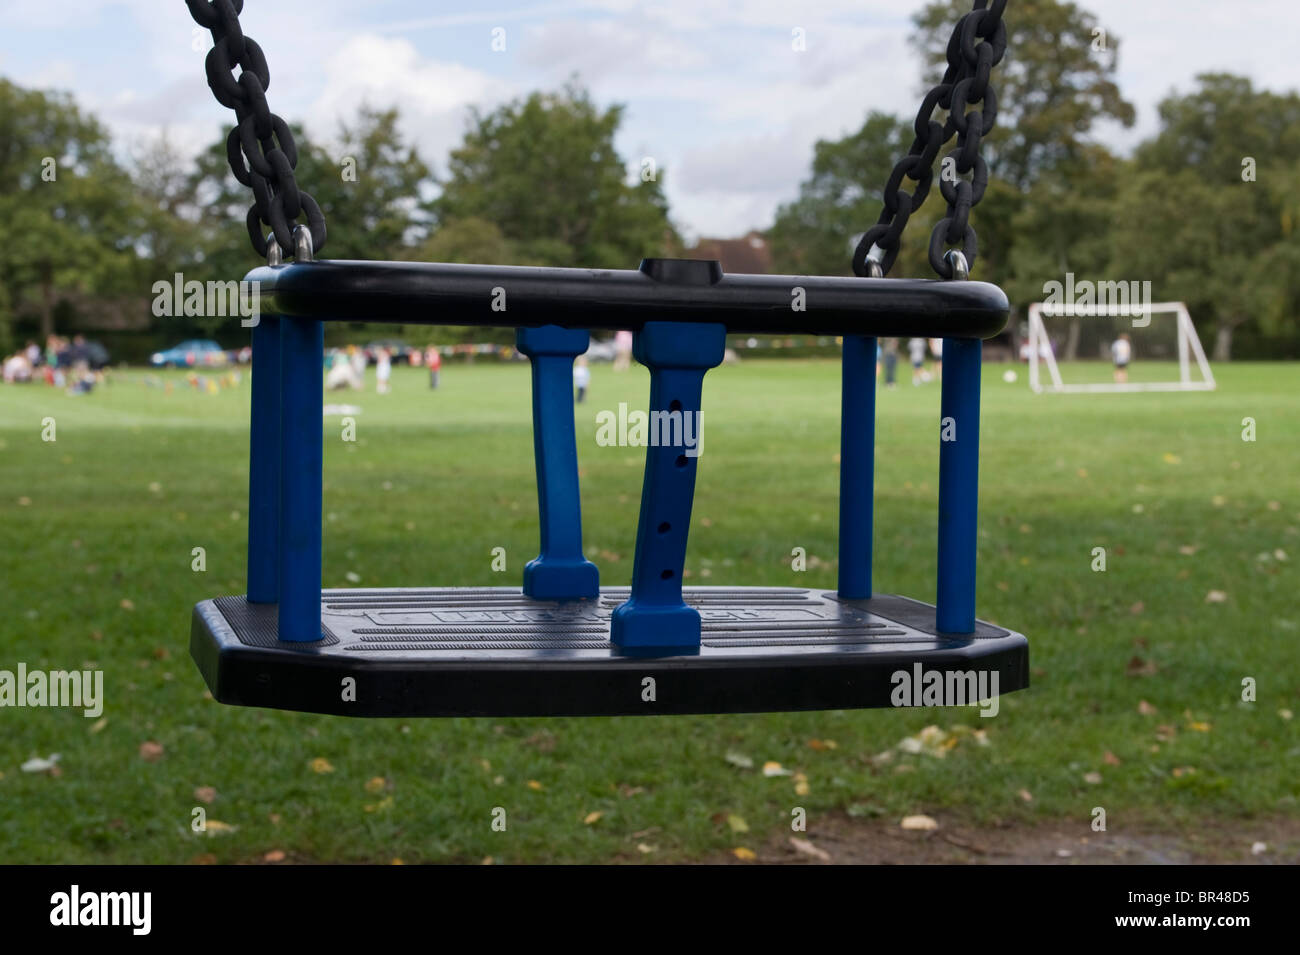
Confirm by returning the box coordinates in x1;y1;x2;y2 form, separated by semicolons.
1;1;1296;243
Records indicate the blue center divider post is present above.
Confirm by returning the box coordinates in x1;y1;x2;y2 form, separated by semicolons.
515;325;599;600
610;321;726;650
247;315;281;603
277;315;324;643
936;336;981;633
837;334;877;599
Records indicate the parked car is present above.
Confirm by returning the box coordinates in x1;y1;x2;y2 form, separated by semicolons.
150;339;228;368
363;340;413;365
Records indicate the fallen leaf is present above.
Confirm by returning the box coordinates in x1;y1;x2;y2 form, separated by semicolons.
1017;789;1033;802
21;754;60;773
526;779;544;791
636;843;656;854
364;796;393;813
789;837;831;862
264;850;286;863
139;740;164;762
1138;700;1158;716
762;761;792;777
727;814;749;833
1126;656;1157;677
1083;771;1103;784
807;738;838;751
1161;452;1181;464
1172;766;1196;778
793;772;810;796
309;757;334;774
732;847;757;861
1103;751;1122;766
1251;842;1268;856
204;820;236;835
120;598;135;611
88;717;108;734
901;814;938;831
1205;590;1228;603
194;786;217;804
1178;545;1198;556
1129;601;1145;615
1155;724;1177;742
364;776;387;793
1187;721;1211;732
583;811;602;825
724;751;753;769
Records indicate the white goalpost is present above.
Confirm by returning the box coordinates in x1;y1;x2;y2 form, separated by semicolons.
1025;301;1216;394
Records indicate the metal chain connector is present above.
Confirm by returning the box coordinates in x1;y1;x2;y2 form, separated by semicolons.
186;0;327;258
852;0;1006;279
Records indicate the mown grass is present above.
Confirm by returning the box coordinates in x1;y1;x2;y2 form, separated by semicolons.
0;357;1296;863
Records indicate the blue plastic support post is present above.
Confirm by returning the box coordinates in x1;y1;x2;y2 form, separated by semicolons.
610;321;727;649
936;337;981;633
515;325;599;600
837;335;877;599
247;315;281;603
277;316;324;643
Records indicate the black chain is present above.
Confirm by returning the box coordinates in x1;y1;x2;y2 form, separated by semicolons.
186;0;326;258
852;0;1006;279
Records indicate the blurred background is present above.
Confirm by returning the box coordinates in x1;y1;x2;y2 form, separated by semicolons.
1;0;1297;365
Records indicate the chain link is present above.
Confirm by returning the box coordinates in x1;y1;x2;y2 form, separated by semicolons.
186;0;326;258
852;0;1006;279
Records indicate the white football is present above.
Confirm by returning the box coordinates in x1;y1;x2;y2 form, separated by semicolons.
1002;369;1018;383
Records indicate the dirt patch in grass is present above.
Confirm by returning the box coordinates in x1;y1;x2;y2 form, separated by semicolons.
716;813;1300;865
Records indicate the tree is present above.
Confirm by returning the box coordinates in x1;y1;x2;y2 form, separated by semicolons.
0;79;137;341
912;0;1135;192
768;113;921;276
190;105;433;280
434;83;677;269
1114;75;1300;358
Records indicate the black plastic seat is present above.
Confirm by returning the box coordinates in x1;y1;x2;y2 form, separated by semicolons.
192;587;1028;717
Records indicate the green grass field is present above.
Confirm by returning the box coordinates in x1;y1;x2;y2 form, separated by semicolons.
1;358;1296;863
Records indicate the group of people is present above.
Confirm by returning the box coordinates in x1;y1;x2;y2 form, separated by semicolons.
2;335;103;394
875;338;944;388
324;344;443;393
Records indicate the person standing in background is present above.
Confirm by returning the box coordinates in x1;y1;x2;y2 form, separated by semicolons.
613;329;633;371
1112;332;1132;383
375;347;392;394
928;338;943;381
573;355;590;403
426;345;442;389
907;337;928;385
882;338;899;388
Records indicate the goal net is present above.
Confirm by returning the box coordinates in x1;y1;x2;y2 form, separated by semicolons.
1025;301;1215;394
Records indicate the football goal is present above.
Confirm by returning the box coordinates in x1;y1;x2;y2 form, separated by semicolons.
1025;301;1216;394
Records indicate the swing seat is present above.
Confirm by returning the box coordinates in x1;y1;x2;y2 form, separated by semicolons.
190;257;1029;717
192;587;1027;717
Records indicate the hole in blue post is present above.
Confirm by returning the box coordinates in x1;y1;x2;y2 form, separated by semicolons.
657;522;671;534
